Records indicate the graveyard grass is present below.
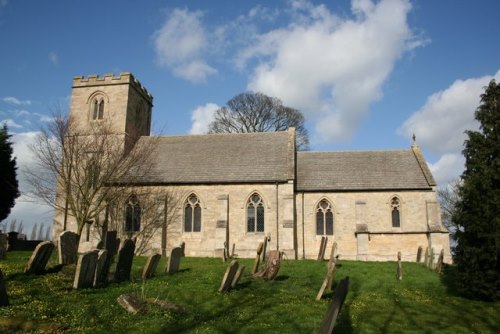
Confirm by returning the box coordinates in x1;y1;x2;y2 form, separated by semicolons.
0;252;499;333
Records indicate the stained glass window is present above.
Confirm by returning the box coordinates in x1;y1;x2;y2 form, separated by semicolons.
124;194;140;232
247;193;264;233
185;194;201;232
391;197;401;228
316;199;334;236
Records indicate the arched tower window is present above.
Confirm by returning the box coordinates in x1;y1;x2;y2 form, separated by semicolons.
247;193;265;233
124;194;141;232
316;199;334;235
391;197;401;228
184;194;201;232
92;97;105;120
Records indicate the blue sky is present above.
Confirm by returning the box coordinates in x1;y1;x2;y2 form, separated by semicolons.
1;0;499;231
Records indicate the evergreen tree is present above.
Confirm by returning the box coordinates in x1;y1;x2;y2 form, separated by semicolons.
453;79;500;300
0;124;20;222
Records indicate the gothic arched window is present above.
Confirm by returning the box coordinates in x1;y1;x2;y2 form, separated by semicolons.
92;97;105;120
316;199;334;235
247;193;265;233
391;197;401;228
124;194;141;232
184;194;201;232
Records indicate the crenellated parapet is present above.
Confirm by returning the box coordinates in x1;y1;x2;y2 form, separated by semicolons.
73;72;153;103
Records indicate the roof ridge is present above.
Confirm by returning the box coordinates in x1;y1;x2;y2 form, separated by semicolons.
298;149;411;154
143;130;289;141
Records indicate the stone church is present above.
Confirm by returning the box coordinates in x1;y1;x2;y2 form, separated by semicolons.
53;72;451;263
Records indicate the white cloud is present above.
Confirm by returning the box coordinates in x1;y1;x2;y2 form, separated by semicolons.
0;0;7;8
242;0;421;143
6;194;53;233
3;96;31;106
399;71;500;155
48;51;59;66
189;103;220;134
428;153;465;186
1;118;23;128
152;8;217;82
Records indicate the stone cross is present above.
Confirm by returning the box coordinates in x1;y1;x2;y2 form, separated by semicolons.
396;251;403;281
435;249;444;274
142;253;161;280
0;269;9;306
93;250;109;288
252;242;264;274
165;247;183;274
219;260;239;292
316;265;336;301
317;236;328;261
73;251;98;289
24;241;55;275
231;265;245;289
416;246;423;263
114;239;135;282
0;233;8;260
317;276;350;334
58;231;79;265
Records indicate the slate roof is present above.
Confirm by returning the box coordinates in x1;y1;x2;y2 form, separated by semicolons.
297;147;436;191
135;130;294;184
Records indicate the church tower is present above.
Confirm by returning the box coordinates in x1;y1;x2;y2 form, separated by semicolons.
69;72;153;152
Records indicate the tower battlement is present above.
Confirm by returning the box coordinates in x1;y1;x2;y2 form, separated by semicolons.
73;72;153;102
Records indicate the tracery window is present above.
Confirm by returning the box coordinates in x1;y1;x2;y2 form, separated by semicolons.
247;193;264;233
92;97;105;120
316;199;334;235
184;194;201;232
391;197;401;228
124;194;141;232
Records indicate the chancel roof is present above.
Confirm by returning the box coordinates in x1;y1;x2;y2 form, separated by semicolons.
135;130;295;184
296;146;436;191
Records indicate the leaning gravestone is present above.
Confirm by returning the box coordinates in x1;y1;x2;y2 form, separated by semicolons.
327;242;338;269
0;269;9;307
180;241;185;257
73;251;98;289
58;231;79;265
93;250;109;288
316;265;336;301
317;236;328;261
416;246;423;263
254;250;282;280
219;260;239;292
261;236;269;262
252;242;264;274
142;253;161;280
165;247;183;274
24;241;55;275
317;276;350;334
231;265;245;289
114;239;135;282
424;247;430;267
0;233;7;260
435;249;444;274
117;294;147;315
396;251;403;281
429;248;435;269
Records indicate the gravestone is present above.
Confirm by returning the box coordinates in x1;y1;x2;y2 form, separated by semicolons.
180;241;185;257
424;247;429;267
231;265;245;289
142;253;161;280
114;239;135;282
0;233;7;260
435;249;444;274
317;236;328;261
317;277;350;334
58;231;79;265
222;242;228;262
429;248;435;269
24;241;55;275
316;265;336;301
73;251;98;289
326;262;337;291
231;243;236;258
396;251;403;281
266;250;282;280
105;231;118;260
0;269;9;306
117;294;146;315
219;260;239;292
327;242;338;269
416;246;423;263
165;247;183;274
252;242;264;274
261;236;269;262
93;250;109;288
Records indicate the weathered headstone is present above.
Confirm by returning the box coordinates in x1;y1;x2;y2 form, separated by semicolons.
114;239;135;282
266;250;282;280
429;247;435;269
73;251;98;289
0;269;9;306
58;231;79;265
252;242;264;274
219;260;239;292
326;262;337;291
180;241;185;257
424;247;429;267
165;247;183;274
231;265;245;289
261;236;269;262
416;246;423;263
222;242;228;262
93;250;109;288
0;233;7;260
435;249;444;274
317;236;328;261
142;253;161;280
117;294;146;315
231;243;236;258
316;265;336;301
105;231;118;260
396;251;403;281
24;241;55;275
327;242;338;269
317;277;350;334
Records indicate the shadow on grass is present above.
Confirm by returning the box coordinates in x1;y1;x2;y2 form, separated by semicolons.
439;264;462;297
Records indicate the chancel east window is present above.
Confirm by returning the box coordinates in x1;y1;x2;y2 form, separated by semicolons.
391;197;401;228
92;98;105;120
316;199;334;235
124;194;141;233
184;194;201;232
247;193;264;233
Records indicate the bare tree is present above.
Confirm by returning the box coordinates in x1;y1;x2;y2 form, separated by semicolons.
44;226;51;241
37;224;45;240
25;112;158;238
208;92;310;150
437;178;461;236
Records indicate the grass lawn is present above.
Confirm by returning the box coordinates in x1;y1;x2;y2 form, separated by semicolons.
0;251;499;333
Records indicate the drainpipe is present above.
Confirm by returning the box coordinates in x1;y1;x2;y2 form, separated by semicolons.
302;192;305;259
276;183;279;251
